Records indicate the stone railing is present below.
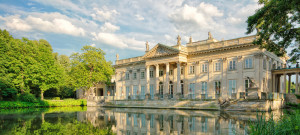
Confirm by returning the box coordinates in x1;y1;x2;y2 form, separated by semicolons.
115;56;143;65
187;35;256;52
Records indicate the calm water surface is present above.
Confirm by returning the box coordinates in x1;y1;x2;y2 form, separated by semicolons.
0;107;283;135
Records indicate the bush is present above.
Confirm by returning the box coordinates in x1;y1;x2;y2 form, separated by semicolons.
52;97;60;100
0;80;17;100
17;93;37;103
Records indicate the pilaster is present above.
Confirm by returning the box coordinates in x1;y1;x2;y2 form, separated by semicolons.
155;64;159;94
176;62;181;95
146;65;150;94
165;63;170;97
221;57;227;98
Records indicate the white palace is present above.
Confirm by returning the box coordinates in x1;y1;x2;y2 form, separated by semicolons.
111;33;288;100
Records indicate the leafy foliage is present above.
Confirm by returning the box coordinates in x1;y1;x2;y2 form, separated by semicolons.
17;93;38;103
249;110;300;135
0;79;17;100
246;0;300;63
70;46;114;90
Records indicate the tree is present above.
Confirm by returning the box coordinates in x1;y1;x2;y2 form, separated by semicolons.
34;39;64;100
70;46;114;91
0;29;64;100
246;0;300;63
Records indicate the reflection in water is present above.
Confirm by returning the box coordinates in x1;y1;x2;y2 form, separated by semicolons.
0;107;284;135
80;108;283;135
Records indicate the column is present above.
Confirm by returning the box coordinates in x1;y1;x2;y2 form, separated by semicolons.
146;65;150;94
165;63;169;98
221;58;227;98
288;74;291;94
155;64;159;94
272;74;276;92
177;62;181;95
296;73;299;94
282;73;286;93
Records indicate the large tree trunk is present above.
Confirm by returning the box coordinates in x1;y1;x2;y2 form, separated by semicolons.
41;91;44;100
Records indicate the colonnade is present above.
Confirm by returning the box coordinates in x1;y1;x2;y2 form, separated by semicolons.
145;61;185;99
272;69;299;94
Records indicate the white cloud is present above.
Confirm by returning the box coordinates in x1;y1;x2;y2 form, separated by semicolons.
100;22;120;32
92;32;128;48
91;43;96;47
0;15;32;31
91;32;144;50
0;13;85;36
226;17;243;24
91;8;119;22
169;3;224;33
135;14;144;21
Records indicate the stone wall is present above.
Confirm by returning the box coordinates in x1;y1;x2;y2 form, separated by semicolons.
104;100;220;110
224;99;284;112
89;98;286;112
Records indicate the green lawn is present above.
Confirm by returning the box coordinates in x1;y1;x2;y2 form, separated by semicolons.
0;99;86;109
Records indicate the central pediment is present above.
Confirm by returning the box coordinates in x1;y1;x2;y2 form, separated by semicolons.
143;44;179;58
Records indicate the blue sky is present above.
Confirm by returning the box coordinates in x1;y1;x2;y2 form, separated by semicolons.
0;0;262;63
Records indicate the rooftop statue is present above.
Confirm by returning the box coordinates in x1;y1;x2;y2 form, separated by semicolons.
116;53;119;60
177;35;181;45
146;41;149;52
208;32;213;40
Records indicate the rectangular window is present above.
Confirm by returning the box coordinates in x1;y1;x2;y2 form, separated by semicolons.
169;70;173;75
133;85;138;99
150;71;154;78
141;114;146;127
150;114;155;128
125;73;130;80
215;62;221;71
214;81;221;94
189;66;195;74
141;71;145;79
140;86;145;99
181;68;184;74
245;79;250;89
263;59;266;69
159;83;163;98
150;84;154;99
133;72;137;79
126;86;130;98
201;82;207;95
245;58;253;69
229;60;236;70
159;70;164;76
202;63;208;72
229;80;236;94
189;83;195;99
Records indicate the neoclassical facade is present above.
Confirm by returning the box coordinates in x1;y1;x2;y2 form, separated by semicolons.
113;33;286;100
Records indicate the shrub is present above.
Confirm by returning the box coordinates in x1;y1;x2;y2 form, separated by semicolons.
52;97;60;100
0;80;17;100
17;93;37;103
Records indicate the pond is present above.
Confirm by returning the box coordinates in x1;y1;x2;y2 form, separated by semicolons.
0;107;284;135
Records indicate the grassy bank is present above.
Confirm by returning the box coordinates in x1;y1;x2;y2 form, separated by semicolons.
0;99;86;109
